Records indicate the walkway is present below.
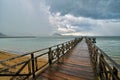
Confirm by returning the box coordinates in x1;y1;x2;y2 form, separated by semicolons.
36;39;96;80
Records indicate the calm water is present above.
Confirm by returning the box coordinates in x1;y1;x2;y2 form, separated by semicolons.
0;36;120;64
0;37;75;54
96;36;120;64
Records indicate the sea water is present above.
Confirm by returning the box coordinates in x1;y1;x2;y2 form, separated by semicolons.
0;37;75;54
0;36;120;64
96;36;120;64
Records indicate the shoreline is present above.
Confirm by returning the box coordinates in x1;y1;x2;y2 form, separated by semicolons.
0;51;19;60
0;51;47;80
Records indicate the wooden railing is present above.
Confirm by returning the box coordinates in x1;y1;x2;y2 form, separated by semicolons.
0;37;82;80
86;38;120;80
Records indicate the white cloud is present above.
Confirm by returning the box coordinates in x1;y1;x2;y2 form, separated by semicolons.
58;25;76;33
47;0;120;36
49;12;120;36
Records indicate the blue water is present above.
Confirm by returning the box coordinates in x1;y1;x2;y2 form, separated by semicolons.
0;37;75;54
0;36;120;64
96;36;120;64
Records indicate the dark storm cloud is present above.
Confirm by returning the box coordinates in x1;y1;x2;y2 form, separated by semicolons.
0;0;120;36
46;0;120;19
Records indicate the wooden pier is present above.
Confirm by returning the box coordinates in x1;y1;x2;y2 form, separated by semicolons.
36;39;96;80
0;37;120;80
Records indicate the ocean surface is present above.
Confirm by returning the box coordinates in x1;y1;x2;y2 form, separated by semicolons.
96;36;120;64
0;37;75;54
0;36;120;64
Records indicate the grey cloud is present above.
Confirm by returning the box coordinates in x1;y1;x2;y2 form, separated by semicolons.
49;12;120;36
49;14;95;34
46;0;120;19
0;0;52;36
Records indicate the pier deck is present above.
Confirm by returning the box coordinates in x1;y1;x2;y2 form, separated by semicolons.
37;39;96;80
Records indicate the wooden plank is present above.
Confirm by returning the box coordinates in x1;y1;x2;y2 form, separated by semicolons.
37;39;96;80
53;63;94;75
44;70;83;80
48;66;94;80
41;73;64;80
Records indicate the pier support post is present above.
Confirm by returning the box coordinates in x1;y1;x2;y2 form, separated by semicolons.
48;48;52;65
31;53;36;80
57;45;60;63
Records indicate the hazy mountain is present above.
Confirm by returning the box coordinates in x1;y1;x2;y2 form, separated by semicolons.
52;33;62;37
0;33;36;38
0;33;6;37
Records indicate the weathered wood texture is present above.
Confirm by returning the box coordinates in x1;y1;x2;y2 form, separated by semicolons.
0;38;82;80
86;38;120;80
37;39;96;80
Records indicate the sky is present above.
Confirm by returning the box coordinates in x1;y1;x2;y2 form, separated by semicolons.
0;0;120;36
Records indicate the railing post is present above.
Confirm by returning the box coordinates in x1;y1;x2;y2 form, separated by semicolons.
99;54;108;80
99;54;103;79
57;45;60;63
62;44;65;55
112;66;118;80
48;48;52;65
35;58;38;71
31;53;36;79
61;44;65;62
69;42;71;50
86;37;120;80
94;49;98;71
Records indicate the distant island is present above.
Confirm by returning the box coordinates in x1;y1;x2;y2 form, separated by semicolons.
0;32;36;38
52;33;62;37
52;33;79;37
0;32;7;37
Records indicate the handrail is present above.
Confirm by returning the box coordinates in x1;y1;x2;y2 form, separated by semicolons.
96;46;120;70
0;38;80;63
86;37;120;80
0;37;82;80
